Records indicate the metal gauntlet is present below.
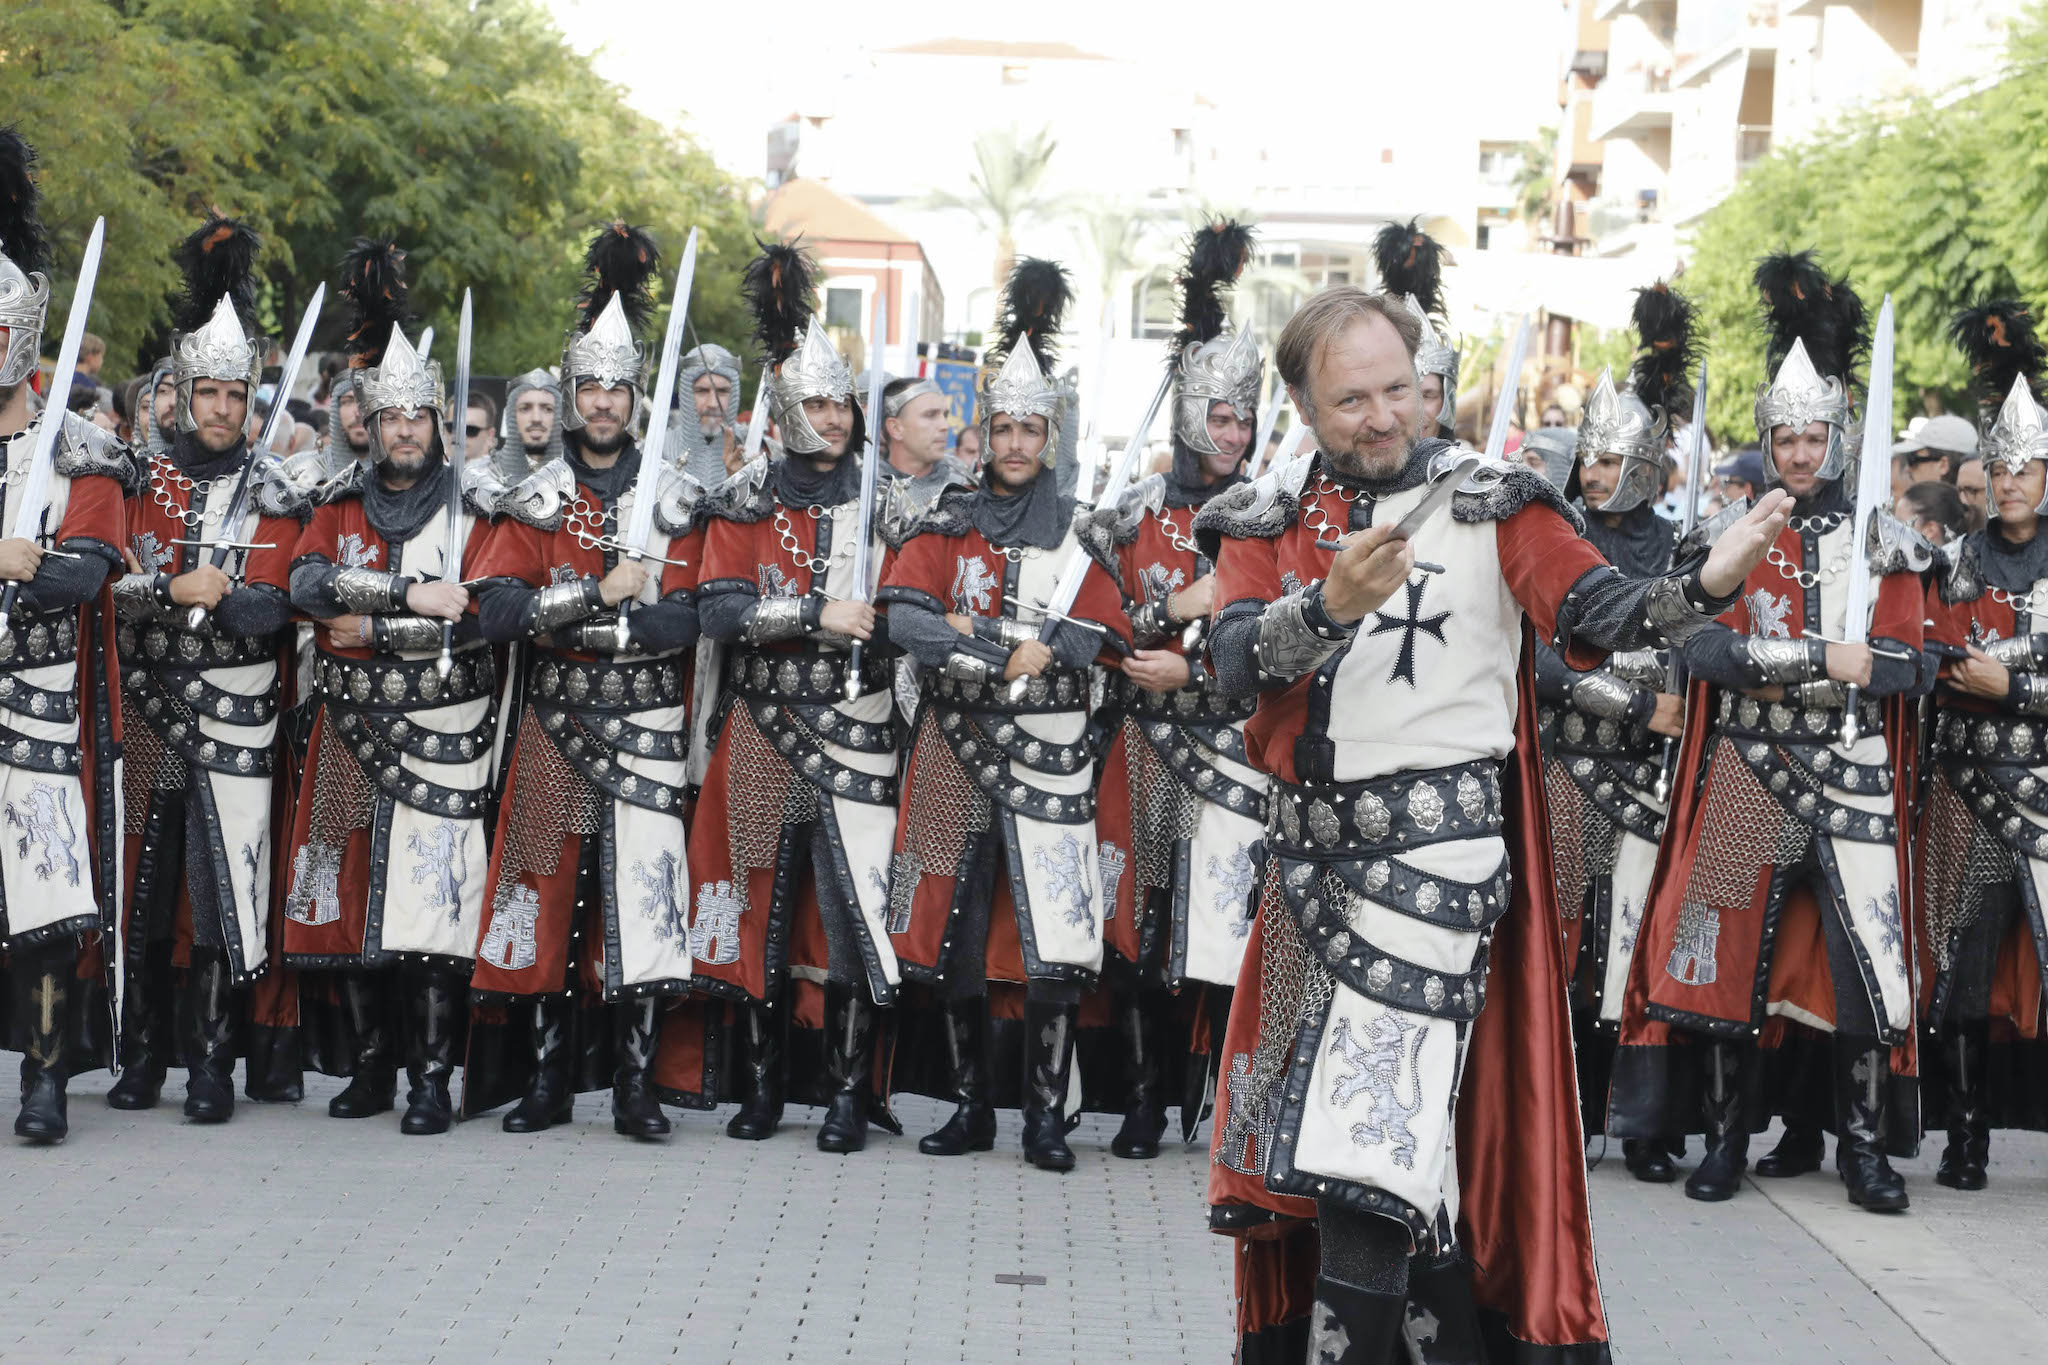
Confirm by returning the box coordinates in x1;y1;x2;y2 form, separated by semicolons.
371;614;448;653
1607;648;1664;686
332;568;410;614
1129;599;1174;648
1745;636;1826;684
557;618;625;654
1785;679;1847;711
2013;673;2048;717
531;578;599;634
943;650;996;684
1642;574;1722;648
1981;634;2045;672
1568;670;1638;721
113;571;171;620
741;595;806;643
973;615;1037;650
1254;589;1352;681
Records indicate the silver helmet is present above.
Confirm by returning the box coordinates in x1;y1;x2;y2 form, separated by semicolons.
168;216;266;436
769;317;856;456
982;259;1074;470
1170;221;1262;458
499;367;564;464
1524;425;1579;489
741;241;863;459
1577;281;1698;514
1752;252;1868;486
0;130;49;391
1374;220;1457;438
357;325;446;464
560;223;659;436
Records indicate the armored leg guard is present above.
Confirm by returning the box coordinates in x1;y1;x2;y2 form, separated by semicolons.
329;974;397;1119
1682;1039;1748;1202
182;949;237;1124
1021;999;1077;1172
725;1000;784;1141
1936;1021;1990;1191
1110;993;1167;1160
11;942;71;1143
1836;1037;1908;1212
816;982;878;1154
919;996;996;1155
611;997;670;1139
399;971;461;1136
502;997;574;1133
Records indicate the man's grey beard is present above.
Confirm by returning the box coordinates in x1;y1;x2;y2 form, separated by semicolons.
1324;433;1418;481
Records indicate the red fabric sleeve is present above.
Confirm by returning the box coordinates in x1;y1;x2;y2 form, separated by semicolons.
1922;578;1964;651
288;503;340;567
1871;566;1925;648
244;513;302;592
1213;529;1281;618
53;473;125;554
697;515;757;589
879;529;951;602
1071;558;1132;654
658;524;705;596
1496;503;1615;670
467;515;547;587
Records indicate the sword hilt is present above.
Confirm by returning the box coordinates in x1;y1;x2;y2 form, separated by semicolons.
436;622;454;678
846;640;865;701
185;603;208;632
1652;737;1675;806
0;582;17;638
1839;684;1863;747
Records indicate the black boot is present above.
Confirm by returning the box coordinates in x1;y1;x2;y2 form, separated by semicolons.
725;1001;784;1141
816;983;879;1154
611;997;670;1138
328;974;397;1119
1756;1033;1828;1176
1402;1255;1486;1365
1683;1040;1749;1202
1836;1037;1909;1212
1753;1123;1825;1177
1936;1021;1990;1190
1307;1275;1407;1364
920;997;997;1155
107;952;167;1110
12;943;71;1143
1021;999;1077;1172
400;971;461;1136
182;949;236;1123
1110;994;1167;1160
1622;1138;1679;1183
501;997;574;1132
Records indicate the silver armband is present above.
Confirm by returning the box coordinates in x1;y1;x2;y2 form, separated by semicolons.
2014;674;2048;717
1254;591;1351;680
332;568;408;614
1607;649;1664;686
989;616;1037;649
1745;636;1823;684
1568;670;1638;721
531;579;595;633
1786;679;1847;711
741;595;806;643
1642;575;1720;648
112;572;162;620
558;619;624;654
1129;600;1173;648
943;650;995;683
1981;635;2041;672
374;614;447;653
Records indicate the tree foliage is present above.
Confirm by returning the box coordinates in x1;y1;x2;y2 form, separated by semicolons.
0;0;758;378
1682;5;2048;440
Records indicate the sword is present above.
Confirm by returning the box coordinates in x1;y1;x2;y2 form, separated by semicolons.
1838;295;1895;748
1653;360;1710;804
1247;370;1283;481
416;326;433;359
436;288;473;678
740;372;772;466
845;292;889;700
0;218;101;637
182;281;326;632
1010;368;1175;698
614;227;699;652
1314;457;1478;559
1483;315;1532;464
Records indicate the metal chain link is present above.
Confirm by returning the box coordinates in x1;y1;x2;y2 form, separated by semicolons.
563;492;615;553
1767;514;1853;588
1297;476;1362;542
1158;508;1200;556
148;452;238;531
773;503;830;573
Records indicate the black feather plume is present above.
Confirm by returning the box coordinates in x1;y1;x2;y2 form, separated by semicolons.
995;258;1072;376
576;221;660;338
1173;220;1256;359
741;237;818;368
1627;281;1699;419
0;126;49;276
1753;250;1868;385
172;214;261;334
336;238;413;370
1374;218;1449;321
1949;300;2046;411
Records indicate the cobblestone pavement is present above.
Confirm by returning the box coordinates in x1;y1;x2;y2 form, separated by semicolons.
3;1069;2043;1363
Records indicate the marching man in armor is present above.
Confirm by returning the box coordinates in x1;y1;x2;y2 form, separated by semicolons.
1618;253;1929;1213
1537;283;1696;1183
1094;221;1270;1160
1375;220;1458;443
673;341;742;488
0;129;131;1143
280;241;494;1136
467;365;562;518
879;259;1133;1172
685;243;903;1154
110;214;297;1124
1197;283;1789;1360
1916;299;2048;1191
467;224;700;1138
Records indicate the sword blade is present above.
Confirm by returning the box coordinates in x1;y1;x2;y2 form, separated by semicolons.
445;288;474;584
622;227;699;555
1482;315;1532;464
849;291;889;599
1392;456;1480;541
1678;360;1708;539
741;372;772;467
255;282;325;463
10;218;105;543
1841;295;1895;647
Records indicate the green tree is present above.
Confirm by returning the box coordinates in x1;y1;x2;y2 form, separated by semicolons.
1514;125;1559;228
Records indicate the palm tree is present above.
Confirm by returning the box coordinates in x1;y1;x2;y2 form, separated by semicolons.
1070;200;1160;328
924;125;1065;298
1513;125;1560;229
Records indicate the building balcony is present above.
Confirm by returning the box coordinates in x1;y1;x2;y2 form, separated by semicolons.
1673;6;1781;88
1595;0;1677;21
1589;69;1674;141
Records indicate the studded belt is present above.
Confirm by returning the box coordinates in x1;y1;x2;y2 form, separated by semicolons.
743;699;896;806
315;647;495;712
1937;711;2048;768
934;712;1095;823
0;612;79;671
729;645;893;705
128;670;273;778
1551;748;1664;838
0;721;83;776
1279;856;1490;1022
120;621;277;671
330;708;490;818
0;669;78;726
1112;670;1255;724
1130;716;1266;821
530;655;685;713
928;664;1090;715
1717;690;1884;745
1268;760;1503;859
1538;703;1653;760
533;707;686;816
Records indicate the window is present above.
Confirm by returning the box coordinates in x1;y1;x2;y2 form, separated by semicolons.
1172;129;1193;157
825;287;863;330
1132;270;1177;341
1476;224;1492;251
1326;270;1350;286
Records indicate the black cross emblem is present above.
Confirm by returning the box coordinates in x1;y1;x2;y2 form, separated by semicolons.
1369;576;1450;687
